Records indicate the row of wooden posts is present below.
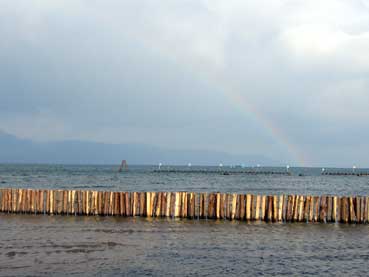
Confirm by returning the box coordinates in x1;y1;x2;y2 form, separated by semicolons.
0;188;368;224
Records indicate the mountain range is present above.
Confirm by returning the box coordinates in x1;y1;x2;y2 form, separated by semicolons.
0;130;278;165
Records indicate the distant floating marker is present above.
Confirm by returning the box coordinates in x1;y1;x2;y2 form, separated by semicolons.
188;163;192;167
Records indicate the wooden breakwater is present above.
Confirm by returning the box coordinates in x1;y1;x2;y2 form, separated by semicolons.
0;188;368;224
153;170;291;175
322;172;369;176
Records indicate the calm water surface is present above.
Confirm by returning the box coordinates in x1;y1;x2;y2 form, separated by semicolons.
1;215;369;276
1;164;369;196
1;164;369;276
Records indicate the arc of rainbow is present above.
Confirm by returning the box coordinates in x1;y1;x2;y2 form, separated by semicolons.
226;91;306;167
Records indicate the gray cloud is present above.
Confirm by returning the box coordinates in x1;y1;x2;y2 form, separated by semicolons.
1;0;369;167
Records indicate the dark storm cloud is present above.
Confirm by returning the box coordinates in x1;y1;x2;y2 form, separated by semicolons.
1;1;369;166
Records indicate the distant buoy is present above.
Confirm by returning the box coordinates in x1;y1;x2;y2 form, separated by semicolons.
118;160;128;172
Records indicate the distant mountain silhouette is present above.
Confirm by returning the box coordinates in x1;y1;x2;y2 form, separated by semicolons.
0;130;279;165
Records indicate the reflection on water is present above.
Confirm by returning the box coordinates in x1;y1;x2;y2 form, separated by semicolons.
1;214;369;276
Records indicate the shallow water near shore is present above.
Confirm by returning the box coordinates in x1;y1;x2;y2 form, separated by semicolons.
1;214;369;276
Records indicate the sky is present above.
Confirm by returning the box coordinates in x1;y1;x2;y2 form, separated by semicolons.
1;0;369;167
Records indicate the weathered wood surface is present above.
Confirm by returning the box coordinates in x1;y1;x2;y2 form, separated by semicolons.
1;188;369;224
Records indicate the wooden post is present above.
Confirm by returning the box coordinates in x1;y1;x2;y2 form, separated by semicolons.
161;192;167;217
231;194;237;220
156;192;162;217
281;195;287;222
102;191;108;216
219;193;224;219
261;195;266;221
174;192;180;217
97;191;102;216
349;197;356;223
94;191;99;215
125;192;131;216
194;193;200;219
20;189;24;213
341;197;348;223
169;192;175;218
199;193;204;218
225;194;230;220
292;195;299;222
299;196;305;222
239;194;245;220
0;189;4;212
285;195;291;222
266;196;273;222
326;196;332;222
139;192;145;217
255;195;260;220
286;195;292;222
336;197;341;223
62;190;67;215
108;192;113;216
192;192;197;219
152;192;158;217
167;192;172;218
119;192;124;216
356;197;361;223
34;189;38;214
216;193;220;219
246;194;251;221
30;189;35;214
67;190;71;215
319;196;326;223
364;197;369;223
16;189;22;213
45;190;50;214
303;196;310;222
49;190;54;215
145;192;151;217
313;196;319;222
208;193;215;219
278;195;283;222
332;196;337;222
273;195;278;222
12;189;18;213
3;189;7;212
360;197;365;223
88;190;94;215
182;192;187;218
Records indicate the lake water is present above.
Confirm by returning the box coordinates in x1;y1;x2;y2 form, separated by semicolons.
1;164;369;276
1;164;369;196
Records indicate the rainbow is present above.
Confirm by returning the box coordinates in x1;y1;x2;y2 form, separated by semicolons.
226;91;306;166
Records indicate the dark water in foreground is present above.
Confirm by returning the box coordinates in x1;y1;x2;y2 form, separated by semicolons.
1;164;369;276
1;215;369;276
